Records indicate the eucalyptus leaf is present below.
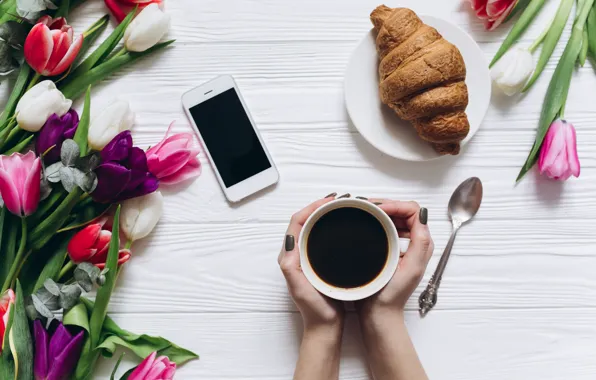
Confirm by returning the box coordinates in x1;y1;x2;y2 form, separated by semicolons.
60;166;76;192
0;40;17;76
43;278;61;296
16;0;57;20
74;262;101;292
45;162;63;183
76;152;101;172
59;284;82;310
40;175;52;200
61;139;80;167
31;293;56;321
0;21;28;48
74;168;97;193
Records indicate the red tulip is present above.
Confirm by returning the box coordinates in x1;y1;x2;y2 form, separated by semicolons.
146;122;201;185
67;218;131;269
104;0;163;23
0;151;42;217
466;0;516;31
0;289;15;354
24;16;83;76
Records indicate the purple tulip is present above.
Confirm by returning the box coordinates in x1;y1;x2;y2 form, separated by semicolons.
92;130;159;203
35;110;79;164
34;320;84;380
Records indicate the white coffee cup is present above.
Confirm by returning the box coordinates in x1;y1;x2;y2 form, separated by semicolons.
298;198;401;301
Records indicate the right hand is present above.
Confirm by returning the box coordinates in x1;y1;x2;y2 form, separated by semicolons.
357;200;434;318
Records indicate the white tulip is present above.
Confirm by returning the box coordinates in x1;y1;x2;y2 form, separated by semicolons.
15;80;72;132
120;191;164;242
490;47;534;96
88;100;135;151
124;4;171;53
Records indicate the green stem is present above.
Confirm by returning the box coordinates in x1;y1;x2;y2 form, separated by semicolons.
529;18;552;52
25;73;42;92
1;218;27;292
124;240;133;250
112;48;127;58
58;260;76;281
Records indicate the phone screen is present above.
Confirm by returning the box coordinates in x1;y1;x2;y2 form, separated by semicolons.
189;88;272;188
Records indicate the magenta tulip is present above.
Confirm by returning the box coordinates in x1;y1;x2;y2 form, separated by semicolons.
128;351;176;380
146;122;201;185
0;152;42;216
34;320;84;380
538;119;580;181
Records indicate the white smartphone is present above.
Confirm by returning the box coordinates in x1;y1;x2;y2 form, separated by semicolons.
182;75;279;202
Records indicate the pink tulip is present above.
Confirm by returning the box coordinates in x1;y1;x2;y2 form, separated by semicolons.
128;351;176;380
538;119;580;181
24;16;83;76
466;0;516;31
146;122;201;185
0;289;15;354
0;152;42;217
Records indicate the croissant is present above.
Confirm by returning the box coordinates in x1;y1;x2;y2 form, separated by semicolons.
370;5;470;155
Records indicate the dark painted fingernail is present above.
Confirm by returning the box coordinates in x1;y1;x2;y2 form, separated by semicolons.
285;235;295;251
373;202;382;205
419;208;428;225
355;196;368;200
324;192;337;198
338;193;351;199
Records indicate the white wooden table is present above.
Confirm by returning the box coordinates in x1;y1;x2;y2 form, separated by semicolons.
5;0;596;378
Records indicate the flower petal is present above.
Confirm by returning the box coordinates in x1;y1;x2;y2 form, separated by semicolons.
33;320;49;379
0;167;22;216
21;156;41;216
50;34;83;76
92;162;132;203
24;23;54;74
46;329;84;380
128;351;157;380
101;131;133;163
159;157;202;185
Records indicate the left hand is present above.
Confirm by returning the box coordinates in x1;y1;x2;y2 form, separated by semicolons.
278;196;345;332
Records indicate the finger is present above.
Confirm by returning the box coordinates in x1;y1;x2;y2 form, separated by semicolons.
405;208;433;267
379;201;420;229
397;230;411;239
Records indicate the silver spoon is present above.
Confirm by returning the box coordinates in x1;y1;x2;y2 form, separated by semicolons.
418;177;483;317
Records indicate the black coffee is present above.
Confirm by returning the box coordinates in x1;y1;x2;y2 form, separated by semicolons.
307;207;389;289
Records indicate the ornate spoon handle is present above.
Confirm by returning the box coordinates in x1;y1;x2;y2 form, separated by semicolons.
418;224;460;317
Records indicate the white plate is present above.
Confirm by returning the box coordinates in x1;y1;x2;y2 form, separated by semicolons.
344;15;491;161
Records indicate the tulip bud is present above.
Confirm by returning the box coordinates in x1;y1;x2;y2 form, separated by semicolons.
0;289;15;354
128;351;176;380
0;151;42;217
490;47;534;96
538;119;580;181
124;3;170;52
120;191;164;242
88;100;135;151
15;80;72;132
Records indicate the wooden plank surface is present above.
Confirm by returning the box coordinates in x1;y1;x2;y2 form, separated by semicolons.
2;0;596;378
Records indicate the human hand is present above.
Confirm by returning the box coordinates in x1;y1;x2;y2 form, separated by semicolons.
278;194;346;334
357;200;434;320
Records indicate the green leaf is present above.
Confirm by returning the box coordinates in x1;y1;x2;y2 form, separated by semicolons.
110;353;125;380
579;27;589;65
490;0;547;67
28;189;65;227
8;281;33;380
0;63;30;128
5;134;33;154
89;205;121;348
60;40;175;100
505;0;534;23
80;298;199;365
29;188;83;251
53;0;68;18
76;15;110;66
0;214;18;289
119;368;134;380
57;201;110;233
32;248;67;292
587;1;596;58
0;299;15;380
523;0;574;91
68;9;136;81
64;301;90;333
517;0;595;180
73;86;91;156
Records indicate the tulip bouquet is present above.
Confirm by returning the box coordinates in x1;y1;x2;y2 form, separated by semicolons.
467;0;595;182
0;1;203;379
